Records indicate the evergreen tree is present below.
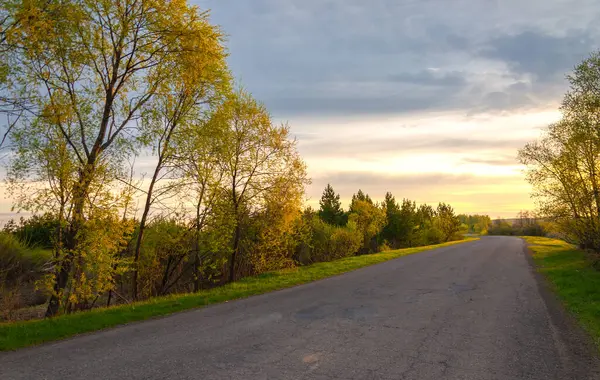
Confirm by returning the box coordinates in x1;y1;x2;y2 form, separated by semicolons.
398;199;417;246
318;184;345;226
349;189;373;212
381;192;401;247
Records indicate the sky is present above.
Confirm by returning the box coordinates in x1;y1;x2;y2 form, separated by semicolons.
1;1;599;220
192;0;600;218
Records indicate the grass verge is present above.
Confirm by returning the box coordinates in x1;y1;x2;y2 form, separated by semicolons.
523;236;600;350
0;238;476;351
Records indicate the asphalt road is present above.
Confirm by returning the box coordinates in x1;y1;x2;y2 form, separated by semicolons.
2;236;600;379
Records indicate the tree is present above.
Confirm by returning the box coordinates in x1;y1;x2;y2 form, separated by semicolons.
398;199;418;247
381;193;417;248
318;184;345;226
519;52;600;250
435;203;461;242
381;192;401;247
475;215;492;235
175;117;230;292
214;91;307;282
247;176;305;273
457;214;491;234
4;0;230;316
130;24;229;299
412;204;438;245
348;199;386;254
0;4;27;147
350;189;373;211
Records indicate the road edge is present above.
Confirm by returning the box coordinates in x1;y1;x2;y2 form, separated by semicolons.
520;238;600;378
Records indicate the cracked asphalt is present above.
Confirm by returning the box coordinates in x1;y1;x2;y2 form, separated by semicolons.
2;236;600;379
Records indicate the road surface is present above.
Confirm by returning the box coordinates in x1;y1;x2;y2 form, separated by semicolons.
1;236;599;379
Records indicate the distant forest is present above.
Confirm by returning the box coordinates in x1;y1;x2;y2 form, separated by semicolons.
487;211;546;237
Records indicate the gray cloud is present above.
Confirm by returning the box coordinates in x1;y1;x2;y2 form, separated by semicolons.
474;82;537;112
481;30;595;82
267;93;452;116
199;0;600;117
387;70;467;86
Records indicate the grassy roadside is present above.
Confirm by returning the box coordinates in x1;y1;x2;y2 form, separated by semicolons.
0;238;476;351
523;236;600;350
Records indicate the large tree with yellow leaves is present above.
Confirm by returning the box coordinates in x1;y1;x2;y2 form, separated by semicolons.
2;0;229;316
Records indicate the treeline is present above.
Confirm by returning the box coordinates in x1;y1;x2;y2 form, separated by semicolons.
457;214;491;235
311;185;464;256
0;0;467;320
0;184;467;320
519;51;600;252
487;211;546;236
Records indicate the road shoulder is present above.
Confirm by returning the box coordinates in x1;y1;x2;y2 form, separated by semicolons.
522;236;600;378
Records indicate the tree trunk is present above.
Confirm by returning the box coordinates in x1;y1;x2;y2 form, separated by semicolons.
106;289;113;308
45;259;72;317
193;193;203;292
193;253;201;292
45;164;95;317
45;201;66;316
159;256;173;296
229;223;241;282
132;158;162;300
132;118;179;299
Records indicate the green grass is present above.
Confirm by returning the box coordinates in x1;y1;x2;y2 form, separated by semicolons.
523;236;600;350
0;238;475;351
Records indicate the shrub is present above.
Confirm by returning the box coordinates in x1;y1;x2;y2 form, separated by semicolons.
135;219;194;298
0;233;50;287
0;232;51;320
3;214;59;249
295;214;363;264
329;223;363;259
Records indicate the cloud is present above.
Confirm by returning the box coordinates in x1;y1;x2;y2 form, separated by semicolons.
266;92;453;116
192;0;599;217
474;82;536;112
480;30;596;82
461;156;518;167
471;29;599;112
299;136;530;158
200;0;600;117
386;70;467;87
